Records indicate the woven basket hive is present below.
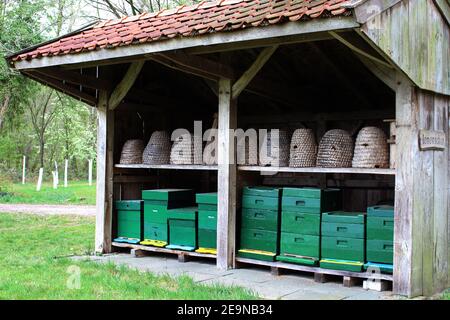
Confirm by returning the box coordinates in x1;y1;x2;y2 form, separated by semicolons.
142;131;171;165
316;129;354;168
352;127;389;169
119;139;144;165
258;129;290;167
170;133;202;165
289;129;317;168
235;133;258;166
203;137;217;165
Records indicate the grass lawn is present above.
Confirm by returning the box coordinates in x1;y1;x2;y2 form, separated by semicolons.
0;213;257;299
0;181;96;205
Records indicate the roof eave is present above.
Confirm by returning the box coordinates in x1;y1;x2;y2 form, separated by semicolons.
11;16;359;71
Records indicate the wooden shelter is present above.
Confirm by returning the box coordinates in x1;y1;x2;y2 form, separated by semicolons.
7;0;450;297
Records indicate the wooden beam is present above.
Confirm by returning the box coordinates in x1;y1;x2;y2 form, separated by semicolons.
393;75;416;297
329;31;394;69
434;0;450;26
348;0;402;24
95;91;114;253
232;46;278;99
109;61;145;110
34;67;114;91
357;54;397;91
156;52;234;80
12;16;358;70
217;78;237;270
25;71;97;106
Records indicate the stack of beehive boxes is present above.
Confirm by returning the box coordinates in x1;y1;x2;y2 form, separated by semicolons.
278;188;341;266
365;205;394;273
238;186;282;261
196;193;218;254
141;189;194;247
320;211;366;271
114;200;143;244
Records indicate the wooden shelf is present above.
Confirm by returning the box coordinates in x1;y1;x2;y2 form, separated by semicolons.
235;257;393;281
112;242;217;259
115;164;218;171
238;166;396;176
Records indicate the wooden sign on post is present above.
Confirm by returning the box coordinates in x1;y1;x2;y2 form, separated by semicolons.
419;130;446;151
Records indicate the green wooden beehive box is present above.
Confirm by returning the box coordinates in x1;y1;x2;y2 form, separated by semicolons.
198;210;217;230
143;222;168;243
238;228;278;261
142;189;194;209
241;208;279;232
281;211;321;235
242;186;281;211
277;233;320;265
321;236;365;262
367;205;394;241
366;239;394;264
196;192;218;211
166;207;197;251
198;228;216;249
282;188;342;214
114;200;143;244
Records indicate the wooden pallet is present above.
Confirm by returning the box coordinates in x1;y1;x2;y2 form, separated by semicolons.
112;242;216;263
235;257;393;288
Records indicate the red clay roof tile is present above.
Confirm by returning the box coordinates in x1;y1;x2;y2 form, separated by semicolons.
11;0;351;62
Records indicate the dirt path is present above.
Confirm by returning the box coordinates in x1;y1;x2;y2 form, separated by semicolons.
0;204;95;216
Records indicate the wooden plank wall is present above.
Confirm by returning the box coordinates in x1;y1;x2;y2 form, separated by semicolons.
395;80;449;296
361;0;450;96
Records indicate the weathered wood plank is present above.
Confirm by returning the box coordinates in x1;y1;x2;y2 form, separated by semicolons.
416;91;434;296
109;61;145;110
361;0;450;95
232;46;278;99
217;78;237;270
432;94;449;292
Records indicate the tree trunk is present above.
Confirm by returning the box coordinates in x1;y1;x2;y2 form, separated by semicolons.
0;94;11;131
39;137;45;169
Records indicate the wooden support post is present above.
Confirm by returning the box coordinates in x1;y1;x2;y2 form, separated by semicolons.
95;91;114;254
394;75;449;297
217;78;237;270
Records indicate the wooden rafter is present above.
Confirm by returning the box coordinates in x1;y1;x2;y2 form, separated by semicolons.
232;46;278;99
34;67;114;91
109;61;146;110
329;31;394;69
156;52;234;80
25;71;97;106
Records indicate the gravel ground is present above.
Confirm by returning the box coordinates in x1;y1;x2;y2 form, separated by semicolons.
0;204;95;216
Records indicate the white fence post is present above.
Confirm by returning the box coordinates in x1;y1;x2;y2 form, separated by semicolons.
54;161;59;188
22;156;26;185
64;159;68;188
52;171;57;189
36;168;43;191
88;159;93;186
